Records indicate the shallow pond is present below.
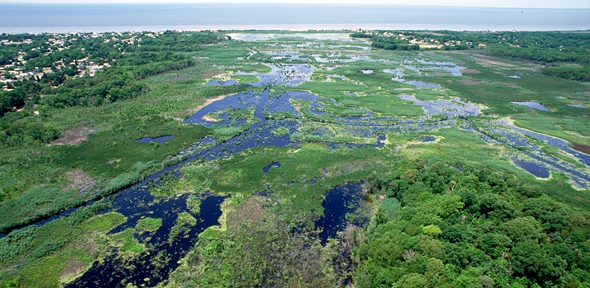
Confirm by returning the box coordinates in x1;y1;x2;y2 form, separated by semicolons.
511;101;549;111
508;124;590;167
397;94;482;117
136;135;175;144
413;59;467;76
406;80;442;89
263;161;281;173
568;104;586;108
417;136;436;142
267;51;310;62
206;79;239;86
472;120;590;188
235;64;315;87
315;181;367;245
512;160;550;178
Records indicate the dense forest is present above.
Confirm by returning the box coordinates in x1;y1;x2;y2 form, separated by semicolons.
356;160;590;288
352;31;590;81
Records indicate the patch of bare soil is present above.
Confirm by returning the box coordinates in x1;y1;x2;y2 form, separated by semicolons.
178;94;231;118
50;126;93;146
435;71;452;76
228;197;266;227
572;143;590;154
472;57;520;69
59;259;88;279
64;168;96;194
202;114;220;122
77;233;100;256
468;53;543;70
201;71;222;81
460;68;481;74
460;79;483;85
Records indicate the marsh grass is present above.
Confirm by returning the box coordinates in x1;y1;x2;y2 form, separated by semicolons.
0;208;126;287
422;52;589;144
0;58;255;231
114;228;145;253
135;217;162;233
168;212;197;242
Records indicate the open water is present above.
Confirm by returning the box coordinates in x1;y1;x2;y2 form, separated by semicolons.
1;4;588;33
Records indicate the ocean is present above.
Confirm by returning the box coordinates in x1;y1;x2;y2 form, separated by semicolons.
0;3;588;33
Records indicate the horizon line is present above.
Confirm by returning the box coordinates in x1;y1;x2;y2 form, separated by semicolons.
1;1;589;10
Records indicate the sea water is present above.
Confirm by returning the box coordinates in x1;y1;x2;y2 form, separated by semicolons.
1;4;588;33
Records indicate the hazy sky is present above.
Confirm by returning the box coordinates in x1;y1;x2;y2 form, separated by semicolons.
2;0;589;8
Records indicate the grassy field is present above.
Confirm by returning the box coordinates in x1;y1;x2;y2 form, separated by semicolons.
0;59;253;232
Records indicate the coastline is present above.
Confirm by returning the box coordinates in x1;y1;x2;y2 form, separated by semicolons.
2;24;590;34
1;4;588;34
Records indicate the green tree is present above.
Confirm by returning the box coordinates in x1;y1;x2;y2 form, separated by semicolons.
511;240;567;285
401;169;419;184
425;258;447;287
501;217;544;243
396;273;428;288
423;225;443;237
417;235;446;260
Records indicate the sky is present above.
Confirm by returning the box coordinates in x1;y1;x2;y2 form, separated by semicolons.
2;0;589;9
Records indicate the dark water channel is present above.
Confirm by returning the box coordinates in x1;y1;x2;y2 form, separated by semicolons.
3;87;390;286
67;194;225;288
513;160;550;178
465;120;590;188
136;135;175;144
63;89;302;287
315;181;367;245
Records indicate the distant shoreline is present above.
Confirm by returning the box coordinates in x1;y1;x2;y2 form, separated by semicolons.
2;26;590;35
1;4;588;34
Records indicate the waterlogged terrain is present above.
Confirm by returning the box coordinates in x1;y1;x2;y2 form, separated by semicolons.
1;30;589;288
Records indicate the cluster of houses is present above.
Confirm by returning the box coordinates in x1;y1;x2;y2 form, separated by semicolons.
0;31;154;91
355;29;488;50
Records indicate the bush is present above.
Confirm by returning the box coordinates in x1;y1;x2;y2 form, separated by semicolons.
542;65;590;81
30;240;66;258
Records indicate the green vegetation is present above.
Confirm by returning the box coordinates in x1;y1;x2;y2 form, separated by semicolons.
356;160;590;288
114;228;145;253
354;30;590;81
271;126;289;136
0;203;126;287
169;212;197;242
542;65;590;81
135;217;162;233
186;195;202;214
1;29;589;288
0;31;227;116
0;32;252;233
169;213;340;287
56;118;211;178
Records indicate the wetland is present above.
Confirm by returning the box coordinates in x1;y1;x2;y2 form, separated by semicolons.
1;29;589;288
